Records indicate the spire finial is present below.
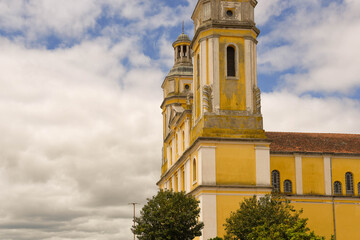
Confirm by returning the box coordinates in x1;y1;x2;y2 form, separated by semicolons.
182;21;184;34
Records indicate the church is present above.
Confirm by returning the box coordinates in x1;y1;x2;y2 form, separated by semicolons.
156;0;360;239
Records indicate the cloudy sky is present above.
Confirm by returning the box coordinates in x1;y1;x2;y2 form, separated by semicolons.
0;0;359;239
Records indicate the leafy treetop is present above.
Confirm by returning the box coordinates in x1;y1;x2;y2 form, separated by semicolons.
224;195;329;240
132;190;204;240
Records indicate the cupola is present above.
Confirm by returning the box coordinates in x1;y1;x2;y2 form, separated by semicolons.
167;28;193;77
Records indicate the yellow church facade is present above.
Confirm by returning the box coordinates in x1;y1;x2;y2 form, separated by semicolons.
157;0;360;239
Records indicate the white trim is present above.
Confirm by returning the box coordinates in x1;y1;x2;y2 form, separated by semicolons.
181;129;185;154
199;146;216;185
224;43;239;79
166;145;170;169
198;151;203;185
295;155;303;195
194;53;200;125
177;169;182;191
244;39;253;112
176;130;180;158
192;157;198;185
194;192;270;198
324;156;332;195
185;118;190;150
198;194;217;240
253;39;258;86
171;175;175;190
200;40;207;117
185;159;191;193
291;200;360;205
208;38;214;86
255;145;270;186
172;139;175;165
212;37;220;113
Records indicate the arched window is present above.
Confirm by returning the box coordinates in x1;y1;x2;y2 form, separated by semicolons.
284;180;292;194
345;172;354;195
227;45;236;77
334;181;342;195
193;158;197;183
197;54;200;88
271;170;280;192
358;182;360;196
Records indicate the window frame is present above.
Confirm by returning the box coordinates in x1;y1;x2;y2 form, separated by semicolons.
345;172;354;195
334;181;342;195
192;158;197;184
225;43;238;79
271;170;280;192
283;180;292;194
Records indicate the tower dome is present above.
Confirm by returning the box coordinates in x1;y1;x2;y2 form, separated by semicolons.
167;32;193;77
172;33;191;47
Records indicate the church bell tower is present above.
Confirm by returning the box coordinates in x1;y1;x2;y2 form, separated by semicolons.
158;1;272;239
191;0;264;140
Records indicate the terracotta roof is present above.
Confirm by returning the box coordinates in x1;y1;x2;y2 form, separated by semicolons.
265;132;360;155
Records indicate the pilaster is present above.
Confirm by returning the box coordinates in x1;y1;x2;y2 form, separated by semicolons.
295;155;303;195
324;156;332;195
199;194;217;240
255;145;270;186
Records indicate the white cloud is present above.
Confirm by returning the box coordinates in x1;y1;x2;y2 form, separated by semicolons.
262;91;360;133
0;0;195;238
0;0;359;239
258;0;360;95
0;34;162;239
0;0;100;41
255;0;289;26
0;0;194;46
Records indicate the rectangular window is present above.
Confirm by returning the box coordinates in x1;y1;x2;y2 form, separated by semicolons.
227;46;236;77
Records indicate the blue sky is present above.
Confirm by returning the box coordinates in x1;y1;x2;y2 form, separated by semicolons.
0;0;359;239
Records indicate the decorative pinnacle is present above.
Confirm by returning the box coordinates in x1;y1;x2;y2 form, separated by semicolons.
182;21;184;33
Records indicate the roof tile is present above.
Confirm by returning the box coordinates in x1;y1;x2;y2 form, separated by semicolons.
266;132;360;155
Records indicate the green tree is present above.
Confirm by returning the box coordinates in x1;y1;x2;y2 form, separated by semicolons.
224;195;327;240
132;190;204;240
